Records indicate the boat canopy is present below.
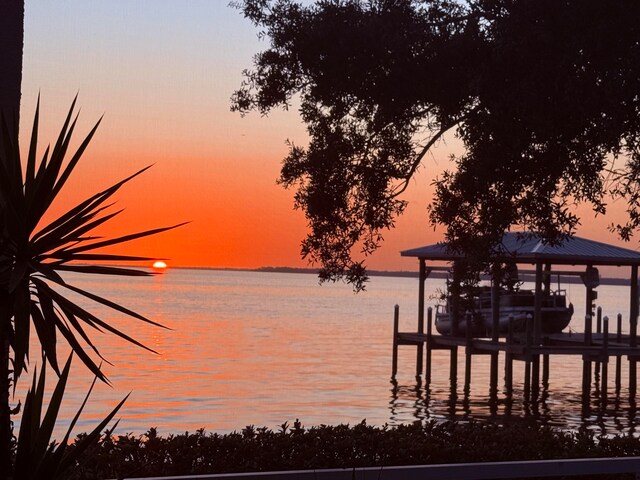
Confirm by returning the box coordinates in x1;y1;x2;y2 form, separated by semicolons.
401;232;640;267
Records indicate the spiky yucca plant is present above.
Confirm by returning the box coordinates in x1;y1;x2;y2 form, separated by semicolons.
14;354;127;480
0;98;184;478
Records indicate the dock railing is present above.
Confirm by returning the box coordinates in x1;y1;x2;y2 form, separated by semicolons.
119;456;640;480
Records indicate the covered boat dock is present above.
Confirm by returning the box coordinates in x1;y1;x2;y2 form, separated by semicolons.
392;232;640;404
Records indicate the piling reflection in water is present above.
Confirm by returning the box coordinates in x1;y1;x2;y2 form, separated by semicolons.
389;346;640;435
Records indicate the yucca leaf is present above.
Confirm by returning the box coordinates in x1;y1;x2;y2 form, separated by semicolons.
31;302;59;376
32;206;121;255
16;354;129;480
61;359;99;444
50;253;154;262
56;393;129;477
13;355;124;480
34;279;103;335
46;96;76;174
40;113;75;193
31;165;152;244
9;259;29;293
57;305;109;364
37;208;123;255
29;112;91;232
12;280;31;382
34;199;117;244
25;94;40;186
28;101;79;228
34;279;108;383
50;284;161;354
30;145;51;203
32;356;73;463
50;116;103;203
62;221;189;255
31;264;65;285
50;313;108;384
35;276;161;360
54;279;168;329
53;264;154;276
14;366;39;476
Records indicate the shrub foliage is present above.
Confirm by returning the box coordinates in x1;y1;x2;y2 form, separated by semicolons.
67;419;640;479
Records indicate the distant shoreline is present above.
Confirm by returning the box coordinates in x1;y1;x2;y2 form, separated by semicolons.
168;265;632;285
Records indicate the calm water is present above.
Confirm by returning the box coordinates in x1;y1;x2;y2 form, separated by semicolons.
22;268;640;438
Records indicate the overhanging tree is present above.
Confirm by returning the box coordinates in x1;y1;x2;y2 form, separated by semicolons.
233;0;640;288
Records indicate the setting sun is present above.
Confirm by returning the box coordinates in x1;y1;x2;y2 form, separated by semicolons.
152;261;167;270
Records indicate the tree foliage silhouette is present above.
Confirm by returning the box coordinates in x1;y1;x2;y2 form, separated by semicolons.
233;0;640;288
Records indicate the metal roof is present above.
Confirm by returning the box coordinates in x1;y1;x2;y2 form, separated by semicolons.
401;232;640;266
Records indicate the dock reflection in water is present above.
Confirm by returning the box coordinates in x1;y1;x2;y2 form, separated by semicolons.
389;347;640;435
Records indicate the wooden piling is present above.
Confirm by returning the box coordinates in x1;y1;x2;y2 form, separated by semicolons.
524;314;533;400
490;264;500;398
505;316;514;394
426;307;433;385
631;266;639;399
631;266;638;348
417;307;424;378
392;304;399;377
465;311;472;392
582;361;592;400
532;356;540;401
542;354;550;387
417;260;426;377
582;314;593;399
450;346;458;386
490;352;499;398
616;313;622;392
594;307;602;382
601;316;609;406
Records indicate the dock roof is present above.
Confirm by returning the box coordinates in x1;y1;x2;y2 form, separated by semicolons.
401;232;640;266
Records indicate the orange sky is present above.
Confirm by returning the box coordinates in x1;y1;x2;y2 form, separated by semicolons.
20;1;638;273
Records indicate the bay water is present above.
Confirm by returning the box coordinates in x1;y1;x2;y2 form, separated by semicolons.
24;268;640;438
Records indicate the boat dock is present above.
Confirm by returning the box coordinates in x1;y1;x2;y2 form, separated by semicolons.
392;233;640;404
393;306;639;404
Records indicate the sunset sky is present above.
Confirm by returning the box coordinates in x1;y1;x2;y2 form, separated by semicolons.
20;0;636;272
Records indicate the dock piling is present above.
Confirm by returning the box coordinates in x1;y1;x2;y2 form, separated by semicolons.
392;304;399;377
505;316;514;394
601;316;609;406
426;307;433;385
417;307;424;378
616;313;622;392
582;315;593;400
464;311;472;393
